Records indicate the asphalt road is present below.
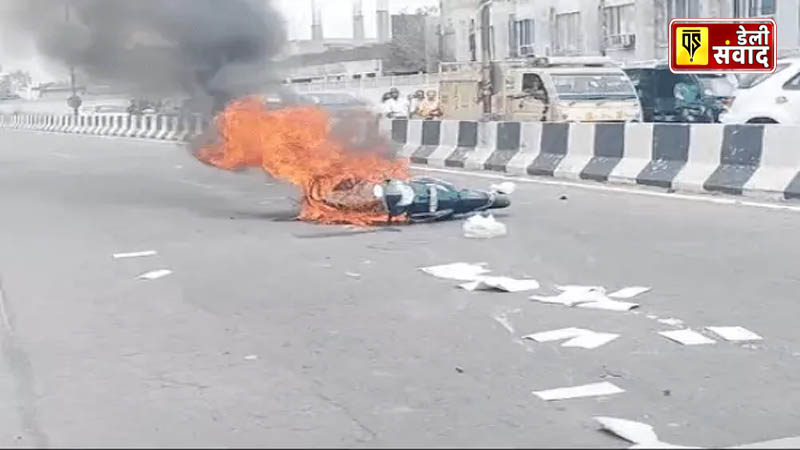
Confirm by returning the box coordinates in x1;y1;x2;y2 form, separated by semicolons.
1;129;799;448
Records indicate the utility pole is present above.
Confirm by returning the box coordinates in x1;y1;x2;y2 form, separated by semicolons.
65;0;81;117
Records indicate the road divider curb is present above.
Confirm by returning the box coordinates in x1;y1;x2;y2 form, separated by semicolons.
386;119;800;202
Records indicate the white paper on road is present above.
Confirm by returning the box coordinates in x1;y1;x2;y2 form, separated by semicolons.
706;326;763;342
659;329;716;346
522;327;590;343
533;381;624;401
577;299;640;312
608;286;652;299
658;318;685;327
463;214;507;239
244;354;259;361
595;417;699;449
490;181;516;194
460;276;540;293
345;272;362;279
562;332;620;349
555;285;606;294
113;250;157;259
531;289;610;307
420;262;490;281
137;269;172;280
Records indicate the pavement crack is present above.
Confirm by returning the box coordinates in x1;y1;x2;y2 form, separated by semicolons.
314;391;378;442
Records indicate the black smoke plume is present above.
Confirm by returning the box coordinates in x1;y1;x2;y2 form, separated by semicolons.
2;0;287;113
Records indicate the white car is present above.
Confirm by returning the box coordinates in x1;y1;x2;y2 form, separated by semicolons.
720;57;800;124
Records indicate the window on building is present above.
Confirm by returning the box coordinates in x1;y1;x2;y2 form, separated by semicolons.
603;3;635;49
469;19;477;62
515;19;535;56
554;12;581;55
734;0;776;18
509;14;518;57
656;0;700;45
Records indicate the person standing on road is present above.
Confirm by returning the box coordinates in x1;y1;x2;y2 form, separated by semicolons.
417;90;443;120
409;90;425;118
382;88;409;119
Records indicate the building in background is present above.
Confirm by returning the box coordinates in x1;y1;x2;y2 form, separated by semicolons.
282;0;441;83
440;0;800;64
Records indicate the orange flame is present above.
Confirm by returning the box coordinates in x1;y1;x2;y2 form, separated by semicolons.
196;98;410;225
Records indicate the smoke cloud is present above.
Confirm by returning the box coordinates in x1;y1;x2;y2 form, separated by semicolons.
2;0;287;109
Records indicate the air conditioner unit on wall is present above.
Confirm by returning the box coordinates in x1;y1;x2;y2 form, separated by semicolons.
621;33;636;49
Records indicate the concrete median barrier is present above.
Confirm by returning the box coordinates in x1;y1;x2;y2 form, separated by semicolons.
386;119;800;201
3;111;800;201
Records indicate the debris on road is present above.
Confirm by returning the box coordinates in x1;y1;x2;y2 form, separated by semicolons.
420;262;490;281
562;332;620;349
460;276;540;293
463;214;507;239
493;311;518;334
345;272;362;279
522;328;619;349
244;355;259;361
523;327;589;343
659;329;716;346
137;269;173;280
706;326;763;342
559;194;568;200
608;287;652;299
577;299;640;312
657;318;685;327
113;250;158;259
491;181;517;194
455;366;465;374
594;416;697;449
531;286;639;311
532;381;624;401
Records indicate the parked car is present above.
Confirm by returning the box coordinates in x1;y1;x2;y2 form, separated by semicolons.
720;57;800;124
623;61;734;123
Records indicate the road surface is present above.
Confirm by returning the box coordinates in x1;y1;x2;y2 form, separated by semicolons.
0;129;799;448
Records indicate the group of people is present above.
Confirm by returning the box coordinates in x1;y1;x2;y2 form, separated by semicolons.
381;88;443;120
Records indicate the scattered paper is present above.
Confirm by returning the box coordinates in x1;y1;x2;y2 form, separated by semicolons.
113;250;157;259
706;326;763;342
493;313;516;334
531;289;609;307
608;287;651;299
244;354;259;361
659;329;716;346
532;381;624;401
420;262;490;281
463;214;507;239
555;285;606;294
595;417;698;449
490;181;516;194
658;318;685;327
562;332;620;349
460;276;540;293
137;269;172;280
523;328;590;343
578;299;640;312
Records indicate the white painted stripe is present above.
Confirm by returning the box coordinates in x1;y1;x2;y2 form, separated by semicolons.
411;165;800;213
672;123;724;193
743;125;800;198
464;121;498;170
609;123;654;184
506;122;543;175
427;120;459;168
553;123;595;180
399;120;423;158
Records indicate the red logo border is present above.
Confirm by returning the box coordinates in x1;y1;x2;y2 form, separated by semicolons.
668;18;777;74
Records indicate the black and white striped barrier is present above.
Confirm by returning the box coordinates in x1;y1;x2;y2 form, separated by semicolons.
386;119;800;201
0;112;207;142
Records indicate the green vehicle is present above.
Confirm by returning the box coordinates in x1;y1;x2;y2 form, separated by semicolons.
622;61;736;123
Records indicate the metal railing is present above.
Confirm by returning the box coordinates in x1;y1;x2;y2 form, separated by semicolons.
291;73;440;93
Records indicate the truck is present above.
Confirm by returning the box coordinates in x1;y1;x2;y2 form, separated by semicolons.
438;56;642;122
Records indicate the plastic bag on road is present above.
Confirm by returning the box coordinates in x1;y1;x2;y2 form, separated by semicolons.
463;214;507;239
490;181;516;195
